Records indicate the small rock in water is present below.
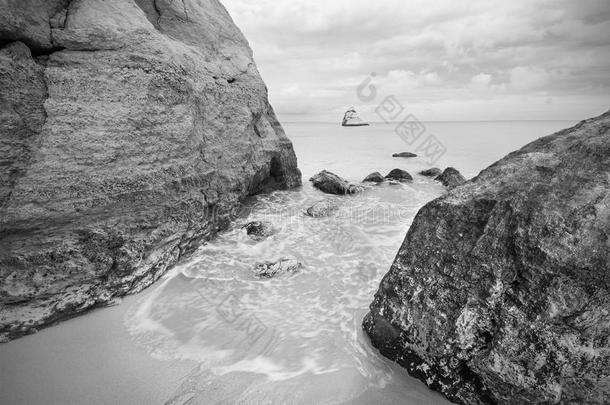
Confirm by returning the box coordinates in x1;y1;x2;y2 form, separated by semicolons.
435;167;466;188
305;200;339;218
254;258;302;278
419;168;442;177
392;152;417;158
242;221;275;240
385;168;413;182
310;170;363;195
362;172;385;183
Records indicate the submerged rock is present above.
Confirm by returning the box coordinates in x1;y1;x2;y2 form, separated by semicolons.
385;169;413;182
305;200;339;218
0;0;301;342
364;111;610;404
363;172;385;183
254;259;302;278
392;152;417;158
419;168;442;177
242;221;275;240
342;107;369;127
310;170;363;195
435;167;466;188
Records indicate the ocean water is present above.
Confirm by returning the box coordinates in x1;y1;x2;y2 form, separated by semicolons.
0;120;574;405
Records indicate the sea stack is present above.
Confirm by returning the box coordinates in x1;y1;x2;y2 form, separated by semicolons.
0;0;301;342
342;107;370;126
364;110;610;404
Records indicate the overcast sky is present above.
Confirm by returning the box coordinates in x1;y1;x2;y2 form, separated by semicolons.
223;0;610;122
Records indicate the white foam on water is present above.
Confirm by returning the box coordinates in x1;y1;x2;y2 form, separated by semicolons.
213;355;342;382
123;178;444;399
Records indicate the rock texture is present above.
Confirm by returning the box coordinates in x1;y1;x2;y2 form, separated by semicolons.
363;172;385;183
310;170;362;195
254;258;302;279
242;221;275;241
393;152;417;158
420;168;442;177
385;169;413;182
0;0;301;342
436;167;466;188
305;200;338;218
342;107;369;127
364;111;610;404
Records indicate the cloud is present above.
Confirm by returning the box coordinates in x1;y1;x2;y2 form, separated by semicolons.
377;70;443;93
223;0;610;120
509;66;551;91
470;73;492;88
323;52;363;72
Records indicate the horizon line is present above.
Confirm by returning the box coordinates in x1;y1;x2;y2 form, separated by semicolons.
280;119;579;124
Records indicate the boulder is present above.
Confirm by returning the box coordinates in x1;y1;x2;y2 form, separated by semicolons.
364;110;610;404
310;170;363;195
435;167;466;188
419;168;442;177
392;152;417;158
305;200;339;218
0;0;301;342
385;168;413;182
242;221;275;240
363;172;385;183
254;258;302;278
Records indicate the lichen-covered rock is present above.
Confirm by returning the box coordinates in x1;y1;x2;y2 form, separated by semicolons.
0;0;301;342
385;168;413;182
305;200;338;218
363;172;385;183
393;152;417;158
254;258;302;279
420;168;442;177
364;111;610;404
0;0;67;52
242;221;275;241
436;167;466;188
310;170;363;195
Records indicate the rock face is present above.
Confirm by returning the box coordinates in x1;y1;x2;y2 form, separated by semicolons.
436;167;466;188
364;111;610;404
342;107;369;127
0;0;301;342
310;170;362;195
393;152;417;158
363;172;385;183
385;168;413;182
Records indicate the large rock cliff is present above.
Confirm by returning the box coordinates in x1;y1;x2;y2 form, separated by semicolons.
364;111;610;404
0;0;301;342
